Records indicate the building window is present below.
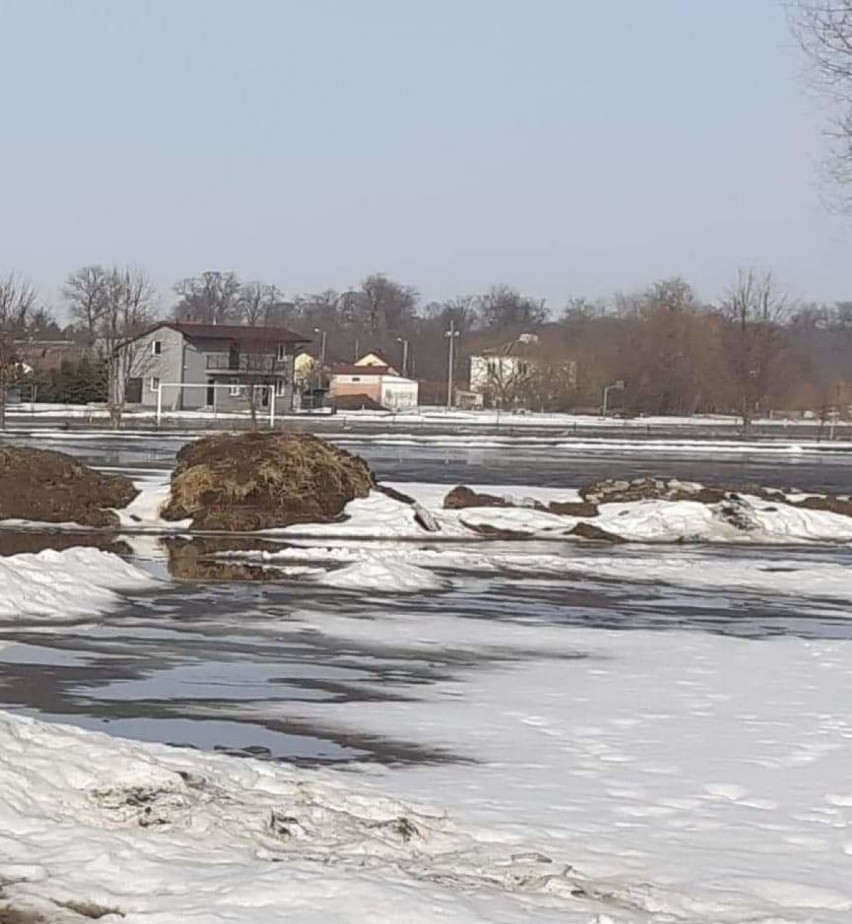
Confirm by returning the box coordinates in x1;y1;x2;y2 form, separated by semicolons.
276;343;286;361
149;376;160;393
275;379;286;396
351;376;361;382
151;340;162;356
229;382;242;397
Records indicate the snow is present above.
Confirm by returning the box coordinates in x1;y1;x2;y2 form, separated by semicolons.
0;547;156;621
4;520;852;920
5;614;852;921
317;557;450;593
223;541;852;603
259;613;852;923
114;473;192;531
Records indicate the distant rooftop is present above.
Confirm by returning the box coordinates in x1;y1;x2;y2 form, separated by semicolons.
150;321;311;344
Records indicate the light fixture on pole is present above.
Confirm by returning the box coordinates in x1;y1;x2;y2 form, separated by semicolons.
602;380;625;417
445;320;460;409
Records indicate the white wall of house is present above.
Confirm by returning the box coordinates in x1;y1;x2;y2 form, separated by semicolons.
469;355;528;392
380;377;418;411
329;372;418;410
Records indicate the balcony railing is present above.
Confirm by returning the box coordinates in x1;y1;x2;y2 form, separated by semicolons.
205;354;287;373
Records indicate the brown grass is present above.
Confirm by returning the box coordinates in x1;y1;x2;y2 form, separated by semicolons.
161;432;374;531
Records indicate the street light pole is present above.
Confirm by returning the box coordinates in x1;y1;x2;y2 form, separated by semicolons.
445;319;460;409
314;328;327;389
396;337;410;377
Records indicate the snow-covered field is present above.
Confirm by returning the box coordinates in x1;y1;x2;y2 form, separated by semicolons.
1;549;852;922
3;403;848;431
108;474;852;547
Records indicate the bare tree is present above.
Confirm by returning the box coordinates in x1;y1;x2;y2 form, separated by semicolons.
358;274;418;333
721;269;791;430
479;285;548;330
793;1;852;205
0;273;38;429
173;271;240;323
63;265;108;341
102;268;158;426
237;282;283;326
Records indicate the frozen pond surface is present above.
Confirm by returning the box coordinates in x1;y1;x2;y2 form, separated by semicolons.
0;429;850;760
3;431;852;921
6;425;852;490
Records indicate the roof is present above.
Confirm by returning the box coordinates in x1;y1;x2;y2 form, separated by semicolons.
355;350;396;367
331;364;393;376
147;321;310;345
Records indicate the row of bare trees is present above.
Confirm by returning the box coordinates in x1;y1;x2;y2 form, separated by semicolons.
0;260;850;427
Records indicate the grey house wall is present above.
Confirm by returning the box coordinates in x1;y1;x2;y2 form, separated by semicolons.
127;326;185;408
121;327;299;412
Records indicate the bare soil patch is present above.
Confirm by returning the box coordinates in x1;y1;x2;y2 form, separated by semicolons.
0;447;137;529
161;431;374;531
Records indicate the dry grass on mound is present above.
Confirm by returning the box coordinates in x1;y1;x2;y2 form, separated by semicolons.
161;431;374;531
0;447;138;528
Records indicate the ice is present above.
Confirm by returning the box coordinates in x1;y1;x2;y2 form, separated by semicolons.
3;531;852;920
269;614;852;922
0;547;156;621
317;556;451;592
114;473;192;531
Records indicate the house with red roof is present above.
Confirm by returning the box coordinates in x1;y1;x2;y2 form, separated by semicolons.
115;321;310;412
329;352;418;411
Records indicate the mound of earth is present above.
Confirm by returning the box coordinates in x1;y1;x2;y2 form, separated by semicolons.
568;522;626;543
444;486;599;519
160;431;375;531
792;494;852;517
0;447;138;528
443;486;516;509
578;477;789;506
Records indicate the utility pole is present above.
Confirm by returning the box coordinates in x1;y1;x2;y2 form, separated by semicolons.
396;337;410;377
314;328;327;389
445;319;459;409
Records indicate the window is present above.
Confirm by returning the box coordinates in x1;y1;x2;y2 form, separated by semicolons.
275;379;286;396
149;376;160;393
229;382;242;397
351;376;361;382
276;343;286;362
151;340;162;356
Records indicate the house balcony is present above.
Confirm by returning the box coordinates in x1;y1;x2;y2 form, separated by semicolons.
205;354;288;374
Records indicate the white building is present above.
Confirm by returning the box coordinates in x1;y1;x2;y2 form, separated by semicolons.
468;333;576;409
329;354;419;411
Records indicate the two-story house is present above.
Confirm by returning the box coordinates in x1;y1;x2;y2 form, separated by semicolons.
468;333;577;410
116;322;310;413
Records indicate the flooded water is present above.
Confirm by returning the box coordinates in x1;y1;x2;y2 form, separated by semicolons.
1;428;852;765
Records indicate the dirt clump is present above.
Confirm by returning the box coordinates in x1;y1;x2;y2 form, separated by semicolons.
0;447;137;528
444;486;514;509
0;907;45;924
568;522;627;543
443;485;543;510
792;495;852;517
580;477;683;504
548;500;599;517
161;431;375;531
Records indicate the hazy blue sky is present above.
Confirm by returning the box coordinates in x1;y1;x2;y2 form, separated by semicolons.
0;0;848;315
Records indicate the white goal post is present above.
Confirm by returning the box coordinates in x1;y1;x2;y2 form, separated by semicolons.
155;382;278;426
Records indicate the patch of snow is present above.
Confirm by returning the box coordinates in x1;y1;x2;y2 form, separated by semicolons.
268;615;852;923
317;556;450;593
0;548;156;621
114;474;192;531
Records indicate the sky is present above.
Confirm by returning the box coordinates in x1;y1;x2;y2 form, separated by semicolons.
0;0;849;317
